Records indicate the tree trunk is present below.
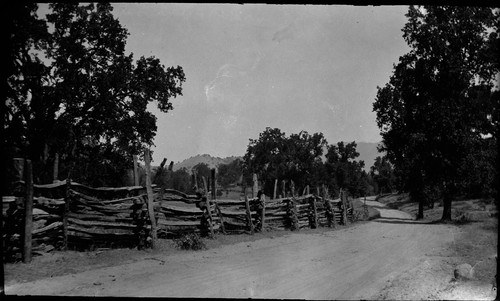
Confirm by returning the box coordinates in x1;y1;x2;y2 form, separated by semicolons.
23;159;33;263
417;192;424;220
441;190;453;221
409;166;424;220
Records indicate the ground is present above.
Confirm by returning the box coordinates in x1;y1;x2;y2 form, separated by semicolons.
3;195;497;299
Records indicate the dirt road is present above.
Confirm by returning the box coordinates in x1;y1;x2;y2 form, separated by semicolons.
5;200;462;299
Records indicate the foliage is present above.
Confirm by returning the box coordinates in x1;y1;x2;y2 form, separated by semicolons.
169;167;193;193
243;128;328;196
173;233;206;251
370;155;397;194
324;141;367;197
5;3;185;187
373;6;499;220
243;128;371;198
192;162;211;189
217;159;243;189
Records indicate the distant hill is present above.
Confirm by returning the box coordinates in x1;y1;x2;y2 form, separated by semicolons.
172;154;241;172
356;142;383;172
172;142;381;174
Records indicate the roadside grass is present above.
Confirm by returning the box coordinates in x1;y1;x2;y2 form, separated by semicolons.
352;198;381;221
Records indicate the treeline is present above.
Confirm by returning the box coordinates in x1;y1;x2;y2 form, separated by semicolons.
238;128;380;198
147;130;395;200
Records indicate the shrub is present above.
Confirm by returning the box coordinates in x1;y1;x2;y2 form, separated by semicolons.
454;210;472;224
173;233;207;251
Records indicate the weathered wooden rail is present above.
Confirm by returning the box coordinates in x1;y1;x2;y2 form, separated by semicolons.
3;180;354;259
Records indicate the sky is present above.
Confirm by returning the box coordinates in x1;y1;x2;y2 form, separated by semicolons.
92;4;411;164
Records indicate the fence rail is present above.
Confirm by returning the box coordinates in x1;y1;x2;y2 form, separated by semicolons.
3;180;354;260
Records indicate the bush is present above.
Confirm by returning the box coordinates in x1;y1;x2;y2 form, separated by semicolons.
173;233;206;251
454;210;472;224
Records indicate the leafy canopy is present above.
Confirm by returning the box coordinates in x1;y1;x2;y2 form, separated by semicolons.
5;3;186;186
373;6;499;219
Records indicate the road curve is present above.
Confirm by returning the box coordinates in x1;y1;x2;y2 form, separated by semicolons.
6;200;458;299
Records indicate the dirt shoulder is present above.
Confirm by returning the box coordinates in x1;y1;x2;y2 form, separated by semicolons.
375;194;498;300
6;199;489;299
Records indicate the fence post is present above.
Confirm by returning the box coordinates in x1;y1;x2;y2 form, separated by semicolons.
290;180;295;197
287;199;299;231
273;179;278;200
144;149;158;249
252;173;258;198
133;155;139;186
215;203;226;235
192;170;198;191
260;193;266;232
53;153;59;183
202;176;215;237
322;185;333;228
310;196;318;229
211;168;216;200
281;180;286;198
244;195;254;234
23;159;33;263
62;176;71;251
341;189;348;225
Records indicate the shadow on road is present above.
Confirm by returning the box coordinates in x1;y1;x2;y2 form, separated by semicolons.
373;217;436;225
367;205;391;210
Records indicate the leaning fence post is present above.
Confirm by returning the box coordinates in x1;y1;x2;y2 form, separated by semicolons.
215;203;226;235
202;176;215;237
244;194;254;234
23;159;33;263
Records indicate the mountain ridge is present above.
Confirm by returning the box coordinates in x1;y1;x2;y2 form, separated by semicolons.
171;142;382;173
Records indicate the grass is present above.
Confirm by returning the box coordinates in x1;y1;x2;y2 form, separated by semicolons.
352;198;381;221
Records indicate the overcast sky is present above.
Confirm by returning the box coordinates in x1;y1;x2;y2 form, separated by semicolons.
108;4;409;164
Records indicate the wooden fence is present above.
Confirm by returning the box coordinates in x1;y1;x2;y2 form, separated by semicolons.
3;180;354;260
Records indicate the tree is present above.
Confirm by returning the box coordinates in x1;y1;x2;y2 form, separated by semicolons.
324;141;366;198
4;3;51;186
170;168;192;193
217;159;243;189
5;3;185;186
192;162;211;189
370;155;396;194
243;128;327;196
243;127;287;195
373;6;499;220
